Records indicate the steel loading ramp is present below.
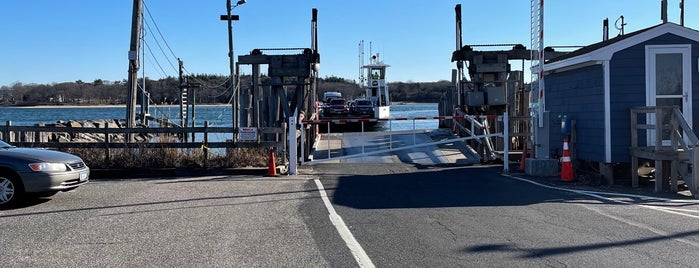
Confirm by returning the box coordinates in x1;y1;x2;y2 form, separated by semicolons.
308;129;482;165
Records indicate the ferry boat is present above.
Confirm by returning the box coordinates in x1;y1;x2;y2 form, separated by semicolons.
360;52;391;119
315;42;391;132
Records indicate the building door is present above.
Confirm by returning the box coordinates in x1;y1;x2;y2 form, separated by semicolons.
646;45;692;146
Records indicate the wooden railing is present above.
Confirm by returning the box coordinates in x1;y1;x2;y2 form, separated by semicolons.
1;121;285;149
630;106;699;197
1;120;286;168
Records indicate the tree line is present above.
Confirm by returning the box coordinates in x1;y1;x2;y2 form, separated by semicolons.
0;75;451;106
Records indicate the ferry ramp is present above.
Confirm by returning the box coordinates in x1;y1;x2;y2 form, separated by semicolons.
308;129;482;165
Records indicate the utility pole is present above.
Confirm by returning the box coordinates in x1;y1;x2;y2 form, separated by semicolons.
680;0;685;26
126;0;142;135
221;0;242;133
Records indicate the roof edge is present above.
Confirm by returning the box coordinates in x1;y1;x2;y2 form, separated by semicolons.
545;23;699;72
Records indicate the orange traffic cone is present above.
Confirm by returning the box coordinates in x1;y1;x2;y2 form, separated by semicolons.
520;144;527;171
266;147;278;177
561;138;574;181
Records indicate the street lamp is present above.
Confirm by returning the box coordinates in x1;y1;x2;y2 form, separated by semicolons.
221;0;245;132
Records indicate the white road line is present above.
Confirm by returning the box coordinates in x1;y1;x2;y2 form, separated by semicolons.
582;204;699;247
313;179;375;268
504;174;699;247
502;174;699;219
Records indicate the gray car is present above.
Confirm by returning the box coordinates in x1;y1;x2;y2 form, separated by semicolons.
0;140;89;207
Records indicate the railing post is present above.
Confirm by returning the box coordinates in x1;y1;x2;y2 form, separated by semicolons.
361;121;365;155
389;119;393;149
630;108;639;188
5;121;12;143
104;123;111;163
300;121;305;165
671;108;679;150
693;146;699;198
288;118;297;175
654;107;664;192
503;112;509;173
412;119;416;146
282;122;287;154
471;116;475;137
203;121;209;169
33;124;40;143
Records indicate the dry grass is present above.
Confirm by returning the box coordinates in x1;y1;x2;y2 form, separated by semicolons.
63;146;275;169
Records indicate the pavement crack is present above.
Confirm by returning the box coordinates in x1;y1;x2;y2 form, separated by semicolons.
432;220;458;241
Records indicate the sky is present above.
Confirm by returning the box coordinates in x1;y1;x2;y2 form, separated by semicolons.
0;0;694;87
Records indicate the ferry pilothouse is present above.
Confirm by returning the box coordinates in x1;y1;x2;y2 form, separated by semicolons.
361;52;391;120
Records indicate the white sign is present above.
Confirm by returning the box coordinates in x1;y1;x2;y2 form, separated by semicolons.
239;127;258;141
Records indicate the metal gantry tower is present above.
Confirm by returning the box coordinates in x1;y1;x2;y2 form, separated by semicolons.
235;8;320;161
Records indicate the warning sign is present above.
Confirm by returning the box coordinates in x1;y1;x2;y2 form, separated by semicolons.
239;127;258;141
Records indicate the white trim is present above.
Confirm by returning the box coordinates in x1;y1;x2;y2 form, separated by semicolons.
543;61;601;75
603;61;611;163
644;45;654;146
546;23;699;72
645;44;693;145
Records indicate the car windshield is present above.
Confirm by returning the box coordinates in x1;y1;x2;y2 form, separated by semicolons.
329;99;345;105
356;100;372;106
0;140;14;148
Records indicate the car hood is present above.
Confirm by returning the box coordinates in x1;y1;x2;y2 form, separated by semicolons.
0;148;83;163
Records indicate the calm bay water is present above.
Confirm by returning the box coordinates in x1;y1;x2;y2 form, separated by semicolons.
0;103;439;131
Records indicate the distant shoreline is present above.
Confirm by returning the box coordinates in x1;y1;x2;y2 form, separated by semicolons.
2;104;232;109
2;102;435;108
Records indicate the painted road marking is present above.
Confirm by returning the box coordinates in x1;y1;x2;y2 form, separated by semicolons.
503;174;699;248
314;179;375;268
502;174;699;219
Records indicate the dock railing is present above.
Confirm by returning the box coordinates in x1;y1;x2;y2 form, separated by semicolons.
1;120;286;167
451;107;530;161
630;106;699;197
300;113;511;172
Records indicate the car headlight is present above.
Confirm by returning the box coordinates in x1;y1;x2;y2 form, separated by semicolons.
28;163;68;172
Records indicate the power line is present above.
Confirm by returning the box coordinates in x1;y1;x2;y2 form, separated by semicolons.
182;67;232;89
143;0;179;74
142;0;232;91
144;45;168;78
143;20;178;75
143;40;170;78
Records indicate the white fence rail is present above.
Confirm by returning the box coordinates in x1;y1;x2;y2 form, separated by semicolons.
294;113;509;172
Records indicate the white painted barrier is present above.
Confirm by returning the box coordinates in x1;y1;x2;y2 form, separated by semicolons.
298;113;509;172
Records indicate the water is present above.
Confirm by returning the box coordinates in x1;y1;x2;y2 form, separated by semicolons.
0;105;234;127
0;103;439;130
386;103;439;131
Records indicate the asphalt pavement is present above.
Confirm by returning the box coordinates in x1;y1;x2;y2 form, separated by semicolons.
307;162;699;267
3;128;699;267
1;174;332;267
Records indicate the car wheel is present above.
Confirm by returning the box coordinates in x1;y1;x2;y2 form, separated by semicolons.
0;175;23;207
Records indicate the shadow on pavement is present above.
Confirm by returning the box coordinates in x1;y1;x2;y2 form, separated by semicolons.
463;229;699;258
330;165;595;209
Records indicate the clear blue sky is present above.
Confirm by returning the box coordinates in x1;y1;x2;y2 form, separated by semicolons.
0;0;692;87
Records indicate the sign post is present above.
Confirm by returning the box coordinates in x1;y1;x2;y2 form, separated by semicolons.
288;117;297;175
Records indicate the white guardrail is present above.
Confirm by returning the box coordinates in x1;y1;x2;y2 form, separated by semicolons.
287;113;509;175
